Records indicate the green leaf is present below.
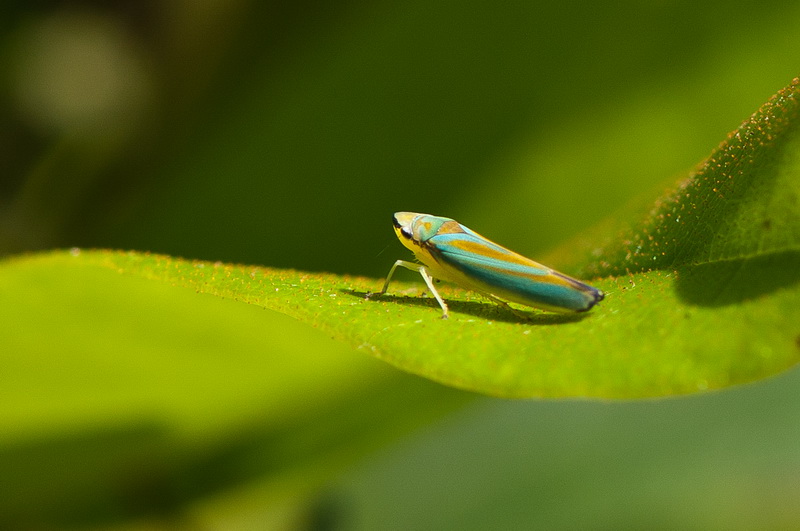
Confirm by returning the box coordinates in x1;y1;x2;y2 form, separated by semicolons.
5;80;800;403
577;77;800;277
0;253;470;524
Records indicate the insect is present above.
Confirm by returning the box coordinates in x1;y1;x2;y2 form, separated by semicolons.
367;212;604;319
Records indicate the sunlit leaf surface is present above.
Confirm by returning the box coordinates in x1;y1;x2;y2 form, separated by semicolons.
9;79;798;400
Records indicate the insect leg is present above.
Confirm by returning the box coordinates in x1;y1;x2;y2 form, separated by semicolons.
415;264;449;319
367;260;419;297
366;260;449;319
481;292;530;320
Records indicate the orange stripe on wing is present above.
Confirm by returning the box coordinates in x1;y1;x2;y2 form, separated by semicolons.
476;260;588;290
438;235;546;268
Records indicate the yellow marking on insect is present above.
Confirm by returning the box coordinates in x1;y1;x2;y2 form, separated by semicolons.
367;212;605;319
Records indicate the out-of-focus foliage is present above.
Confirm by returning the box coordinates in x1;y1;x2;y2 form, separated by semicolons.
2;1;800;529
0;249;472;527
3;1;800;272
329;366;800;530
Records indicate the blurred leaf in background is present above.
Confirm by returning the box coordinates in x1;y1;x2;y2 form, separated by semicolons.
326;367;800;530
2;0;800;529
3;1;799;272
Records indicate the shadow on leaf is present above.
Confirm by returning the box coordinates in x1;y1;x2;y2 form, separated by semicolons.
675;251;800;307
343;289;588;325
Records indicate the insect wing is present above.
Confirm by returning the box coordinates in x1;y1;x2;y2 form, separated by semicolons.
427;223;601;312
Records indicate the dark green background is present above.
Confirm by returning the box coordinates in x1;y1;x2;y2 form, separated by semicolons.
2;1;800;529
5;1;797;273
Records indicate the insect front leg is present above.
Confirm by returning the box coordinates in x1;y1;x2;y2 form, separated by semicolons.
366;260;417;297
